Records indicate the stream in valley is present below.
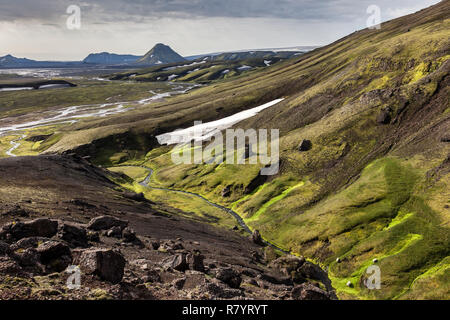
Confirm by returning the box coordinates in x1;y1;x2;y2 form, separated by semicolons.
0;84;290;254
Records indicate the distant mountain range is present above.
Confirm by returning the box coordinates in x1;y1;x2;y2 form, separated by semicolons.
0;54;81;68
0;44;315;69
83;52;142;65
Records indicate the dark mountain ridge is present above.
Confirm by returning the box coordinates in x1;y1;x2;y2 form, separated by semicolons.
83;52;143;65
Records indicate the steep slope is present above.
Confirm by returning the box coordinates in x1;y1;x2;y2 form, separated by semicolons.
21;1;449;300
136;43;186;65
0;155;336;300
137;2;450;300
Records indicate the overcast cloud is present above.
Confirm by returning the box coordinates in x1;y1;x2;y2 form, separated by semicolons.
0;0;441;60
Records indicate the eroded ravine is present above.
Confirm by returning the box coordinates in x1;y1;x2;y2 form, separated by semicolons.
128;163;337;294
135;164;290;253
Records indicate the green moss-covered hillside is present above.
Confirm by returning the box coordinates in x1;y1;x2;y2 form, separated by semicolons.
11;1;449;300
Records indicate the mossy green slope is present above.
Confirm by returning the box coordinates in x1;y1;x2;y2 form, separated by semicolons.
128;2;449;299
15;1;449;299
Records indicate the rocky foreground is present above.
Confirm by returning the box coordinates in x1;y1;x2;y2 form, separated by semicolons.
0;155;336;300
0;215;336;300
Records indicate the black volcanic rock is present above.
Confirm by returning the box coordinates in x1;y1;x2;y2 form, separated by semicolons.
0;218;58;242
162;254;189;272
215;267;242;289
74;248;126;284
298;139;312;152
57;222;88;248
291;283;330;300
87;215;128;231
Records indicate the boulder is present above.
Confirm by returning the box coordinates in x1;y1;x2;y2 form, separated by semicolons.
106;226;123;238
215;267;242;289
86;216;128;231
269;255;306;277
36;240;72;272
86;231;100;242
200;279;242;299
297;261;324;280
160;240;184;252
123;192;146;202
0;240;11;255
162;254;189;272
1;218;58;241
10;237;48;252
298;139;312;152
291;283;330;300
187;251;205;272
12;248;41;267
57;222;88;248
122;227;137;242
73;248;126;284
151;240;160;250
251;230;264;245
143;269;161;283
257;273;293;285
36;241;71;262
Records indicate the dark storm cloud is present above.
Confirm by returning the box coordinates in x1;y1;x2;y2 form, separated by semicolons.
0;0;426;23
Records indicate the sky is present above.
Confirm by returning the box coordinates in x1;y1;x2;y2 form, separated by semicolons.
0;0;442;60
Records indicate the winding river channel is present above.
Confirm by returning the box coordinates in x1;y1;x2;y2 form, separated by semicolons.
1;83;289;254
0;83;197;156
132;164;337;295
134;164;290;254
